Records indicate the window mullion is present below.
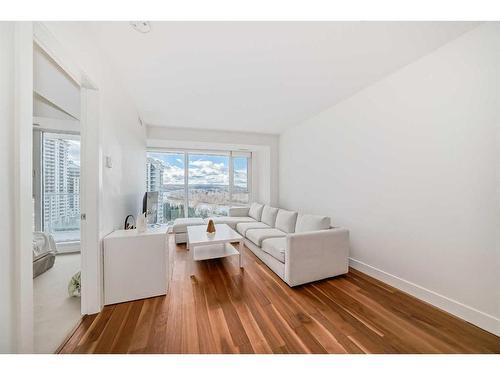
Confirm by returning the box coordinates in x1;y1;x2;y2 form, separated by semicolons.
184;151;188;218
247;155;252;203
229;152;234;205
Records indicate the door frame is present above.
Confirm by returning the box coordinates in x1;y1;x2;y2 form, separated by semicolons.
14;21;34;354
15;21;102;352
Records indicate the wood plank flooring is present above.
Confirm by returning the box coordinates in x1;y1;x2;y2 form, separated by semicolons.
59;235;500;354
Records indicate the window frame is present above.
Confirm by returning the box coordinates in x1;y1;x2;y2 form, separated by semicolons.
33;128;81;249
146;148;252;221
230;154;251;205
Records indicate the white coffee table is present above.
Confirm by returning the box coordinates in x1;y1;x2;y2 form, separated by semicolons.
187;223;244;268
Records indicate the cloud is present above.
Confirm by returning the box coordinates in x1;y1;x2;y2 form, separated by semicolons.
189;160;228;184
149;156;247;186
234;169;247;187
162;163;184;184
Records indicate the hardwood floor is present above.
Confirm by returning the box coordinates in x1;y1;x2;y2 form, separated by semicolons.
59;235;500;354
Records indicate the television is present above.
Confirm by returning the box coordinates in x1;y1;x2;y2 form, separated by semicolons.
142;191;159;224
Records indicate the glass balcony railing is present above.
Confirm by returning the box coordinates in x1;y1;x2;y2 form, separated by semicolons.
43;192;80;243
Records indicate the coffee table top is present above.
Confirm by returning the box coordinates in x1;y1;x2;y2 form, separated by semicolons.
187;223;243;246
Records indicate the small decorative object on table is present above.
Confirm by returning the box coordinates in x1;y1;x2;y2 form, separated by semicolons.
124;214;136;230
137;212;147;233
206;219;216;237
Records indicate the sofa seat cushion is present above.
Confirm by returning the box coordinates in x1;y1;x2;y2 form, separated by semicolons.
236;221;269;236
261;205;279;227
172;218;205;233
248;202;264;221
295;214;330;232
246;228;287;247
261;237;286;263
210;216;255;229
275;209;298;233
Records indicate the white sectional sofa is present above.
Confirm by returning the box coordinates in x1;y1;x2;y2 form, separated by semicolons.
174;202;350;287
173;217;205;244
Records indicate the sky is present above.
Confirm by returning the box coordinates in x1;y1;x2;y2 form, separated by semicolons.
67;140;80;166
148;152;248;186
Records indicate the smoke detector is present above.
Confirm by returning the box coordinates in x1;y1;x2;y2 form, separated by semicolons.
130;21;151;33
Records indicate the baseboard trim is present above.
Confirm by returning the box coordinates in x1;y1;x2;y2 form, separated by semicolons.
348;258;500;337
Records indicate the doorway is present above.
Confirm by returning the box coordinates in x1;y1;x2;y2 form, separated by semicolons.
12;21;101;353
32;42;83;352
32;129;82;353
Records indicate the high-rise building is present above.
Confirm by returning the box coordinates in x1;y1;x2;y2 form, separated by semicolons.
43;137;69;233
68;160;80;216
42;137;80;239
146;156;165;192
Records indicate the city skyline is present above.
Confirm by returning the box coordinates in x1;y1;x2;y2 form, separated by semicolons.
146;152;250;223
42;135;81;242
147;152;248;187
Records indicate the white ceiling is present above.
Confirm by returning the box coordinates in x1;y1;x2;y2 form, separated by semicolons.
86;22;479;134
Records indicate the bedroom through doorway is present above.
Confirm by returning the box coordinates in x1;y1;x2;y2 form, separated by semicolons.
32;41;82;353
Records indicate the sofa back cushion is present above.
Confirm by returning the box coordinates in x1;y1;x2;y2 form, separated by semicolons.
275;209;298;233
295;214;331;232
261;205;279;227
248;202;264;221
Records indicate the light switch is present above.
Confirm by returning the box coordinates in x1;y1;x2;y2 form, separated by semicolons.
105;156;113;168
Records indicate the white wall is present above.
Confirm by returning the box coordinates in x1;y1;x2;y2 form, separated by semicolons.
147;125;279;206
43;22;147;235
33;43;80;120
0;22;16;353
279;24;500;335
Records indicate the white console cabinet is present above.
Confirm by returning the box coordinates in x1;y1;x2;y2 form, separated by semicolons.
103;226;171;305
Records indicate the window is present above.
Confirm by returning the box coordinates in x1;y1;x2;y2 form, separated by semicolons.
188;153;230;218
232;156;250;204
147;152;185;223
34;131;81;243
146;150;251;224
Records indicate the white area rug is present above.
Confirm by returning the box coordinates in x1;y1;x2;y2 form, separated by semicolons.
34;253;81;353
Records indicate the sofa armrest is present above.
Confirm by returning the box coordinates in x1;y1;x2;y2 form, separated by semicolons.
285;228;349;287
228;206;250;217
